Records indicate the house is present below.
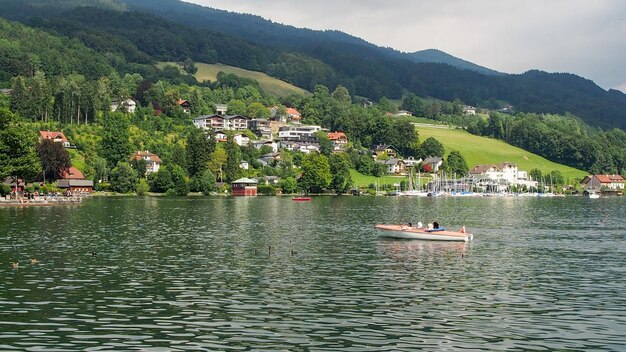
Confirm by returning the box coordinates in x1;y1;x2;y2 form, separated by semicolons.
58;167;93;194
327;132;348;151
111;99;136;114
422;157;444;173
279;141;320;154
377;158;407;175
239;160;249;170
215;104;228;116
214;131;227;142
396;110;412;116
249;119;272;139
177;99;191;113
231;177;258;196
581;174;625;190
403;156;423;168
3;177;24;194
130;151;162;174
233;134;250;147
468;163;536;191
372;145;399;159
252;140;279;153
193;114;250;131
255;176;280;185
278;125;321;142
463;106;477;115
286;108;301;123
39;131;70;148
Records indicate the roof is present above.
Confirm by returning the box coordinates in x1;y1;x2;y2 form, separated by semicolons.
286;108;301;116
327;132;347;140
131;151;162;163
594;174;625;183
61;167;85;180
58;179;94;188
423;157;443;164
232;177;258;184
39;131;68;143
469;164;495;174
177;99;190;106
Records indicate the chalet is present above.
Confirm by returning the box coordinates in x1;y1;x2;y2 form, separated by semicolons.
111;99;137;114
372;145;399;159
377;158;407;175
39;131;70;148
233;134;250;147
231;177;258;196
463;106;477;115
422;157;444;173
581;174;625;190
58;167;93;194
327;132;348;151
130;151;162;174
403;156;423;168
177;99;191;113
286;108;302;123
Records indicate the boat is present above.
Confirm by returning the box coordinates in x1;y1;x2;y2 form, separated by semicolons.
588;192;600;199
292;196;312;201
375;224;473;242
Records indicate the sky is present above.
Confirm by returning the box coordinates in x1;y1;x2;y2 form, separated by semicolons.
186;0;626;93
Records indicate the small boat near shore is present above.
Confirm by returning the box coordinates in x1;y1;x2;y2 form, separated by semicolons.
292;196;312;202
375;224;473;242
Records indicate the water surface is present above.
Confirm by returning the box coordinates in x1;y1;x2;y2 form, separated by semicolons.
1;196;625;350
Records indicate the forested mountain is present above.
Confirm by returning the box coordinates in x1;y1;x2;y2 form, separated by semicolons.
407;49;502;76
2;0;626;130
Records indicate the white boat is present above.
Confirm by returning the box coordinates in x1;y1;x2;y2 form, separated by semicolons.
588;192;600;199
375;224;473;242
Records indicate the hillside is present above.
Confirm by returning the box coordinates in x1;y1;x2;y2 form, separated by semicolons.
407;49;502;76
414;124;587;181
2;1;626;130
159;62;309;98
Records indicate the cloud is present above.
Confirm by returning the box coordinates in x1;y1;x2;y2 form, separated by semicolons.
186;0;626;92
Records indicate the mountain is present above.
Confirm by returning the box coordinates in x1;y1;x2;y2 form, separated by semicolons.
407;49;502;76
2;0;626;130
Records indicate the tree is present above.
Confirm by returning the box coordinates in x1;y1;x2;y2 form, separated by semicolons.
190;169;216;195
246;102;270;119
329;153;353;193
100;112;131;168
300;152;331;193
226;99;246;115
419;137;445;159
186;128;214;178
37;139;71;182
316;131;333;156
148;166;173;193
0;108;41;184
280;176;298;194
109;162;136;193
170;164;189;196
136;178;149;196
208;147;227;182
224;134;242;183
445;150;469;176
529;168;542;183
130;157;148;179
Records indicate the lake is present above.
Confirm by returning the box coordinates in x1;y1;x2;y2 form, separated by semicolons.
1;196;625;351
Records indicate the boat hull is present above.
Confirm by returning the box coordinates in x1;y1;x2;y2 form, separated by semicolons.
375;224;473;242
292;197;312;201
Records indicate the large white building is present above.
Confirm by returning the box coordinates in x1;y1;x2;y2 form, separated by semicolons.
193;114;250;131
469;163;537;191
278;125;321;141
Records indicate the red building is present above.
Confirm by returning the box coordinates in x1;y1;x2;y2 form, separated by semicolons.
231;178;258;196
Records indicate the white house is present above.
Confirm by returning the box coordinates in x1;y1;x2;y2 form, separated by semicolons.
463;106;476;115
278;125;321;141
111;99;137;114
422;157;443;172
233;134;250;147
378;159;407;175
469;163;537;190
130;151;162;174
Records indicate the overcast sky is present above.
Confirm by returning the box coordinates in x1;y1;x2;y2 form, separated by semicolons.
186;0;626;92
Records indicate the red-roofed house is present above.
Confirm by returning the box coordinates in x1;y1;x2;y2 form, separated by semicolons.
39;131;70;148
286;108;301;123
327;132;348;151
131;151;163;174
581;174;625;190
177;99;191;113
58;167;93;194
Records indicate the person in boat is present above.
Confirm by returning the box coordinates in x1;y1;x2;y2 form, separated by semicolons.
433;221;439;229
408;222;412;228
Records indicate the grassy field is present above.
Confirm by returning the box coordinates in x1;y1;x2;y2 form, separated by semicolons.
158;62;309;98
350;169;411;188
415;124;587;181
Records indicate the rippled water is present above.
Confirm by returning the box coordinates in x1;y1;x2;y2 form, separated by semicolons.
1;196;625;351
